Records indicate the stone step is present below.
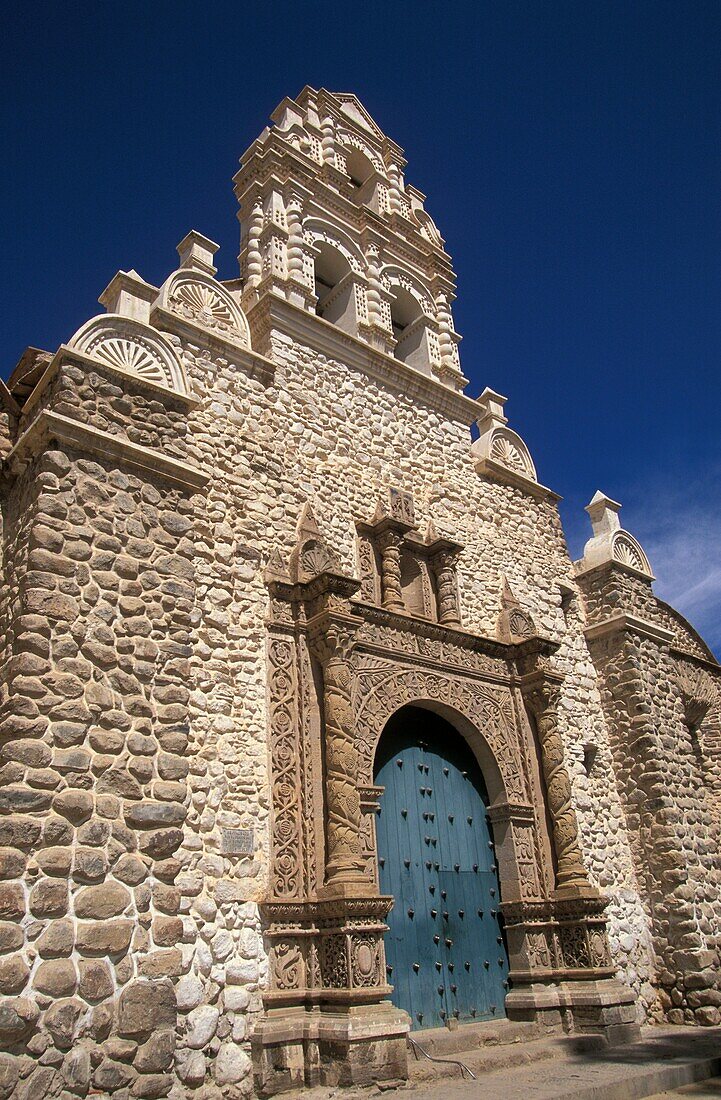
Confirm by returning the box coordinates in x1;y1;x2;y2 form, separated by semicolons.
645;1077;721;1099
408;1019;543;1059
407;1035;560;1083
401;1025;721;1100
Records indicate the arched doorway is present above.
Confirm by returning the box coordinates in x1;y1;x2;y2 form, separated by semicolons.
374;706;509;1030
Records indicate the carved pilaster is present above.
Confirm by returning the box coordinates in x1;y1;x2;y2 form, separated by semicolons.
430;547;461;626
310;619;367;890
521;672;590;894
376;528;405;612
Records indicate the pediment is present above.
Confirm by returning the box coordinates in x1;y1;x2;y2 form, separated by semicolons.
332;93;385;139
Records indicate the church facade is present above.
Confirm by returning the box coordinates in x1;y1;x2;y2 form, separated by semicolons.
0;88;719;1099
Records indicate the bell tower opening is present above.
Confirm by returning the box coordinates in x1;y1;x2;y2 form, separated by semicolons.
389;286;430;374
313;242;355;333
342;145;375;189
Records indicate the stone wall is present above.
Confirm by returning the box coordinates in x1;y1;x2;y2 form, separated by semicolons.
1;291;718;1094
0;363;200;1096
578;563;721;1025
170;316;657;1036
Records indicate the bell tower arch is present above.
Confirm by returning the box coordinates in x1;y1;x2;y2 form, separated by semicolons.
233;86;466;389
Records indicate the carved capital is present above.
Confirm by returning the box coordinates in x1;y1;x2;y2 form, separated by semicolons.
520;670;563;717
308;616;359;667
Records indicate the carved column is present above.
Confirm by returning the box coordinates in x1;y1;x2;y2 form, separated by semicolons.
387;162;404;216
245;198;264;293
430;547;461;626
376;528;405;612
310;619;367;890
286;190;313;309
522;673;590;894
320;114;336;165
360;244;395;354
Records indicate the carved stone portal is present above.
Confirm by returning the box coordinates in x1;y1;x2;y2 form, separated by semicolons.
256;504;638;1093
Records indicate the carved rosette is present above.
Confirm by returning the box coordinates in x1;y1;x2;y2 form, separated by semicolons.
522;676;590;893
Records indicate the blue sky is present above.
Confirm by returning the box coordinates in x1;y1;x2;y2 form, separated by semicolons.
3;1;720;652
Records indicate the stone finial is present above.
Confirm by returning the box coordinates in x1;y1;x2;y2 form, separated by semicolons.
176;231;219;277
98;270;157;324
472;389;537;484
264;547;290;584
475;388;508;433
585;491;622;538
576;491;653;578
289;502;343;583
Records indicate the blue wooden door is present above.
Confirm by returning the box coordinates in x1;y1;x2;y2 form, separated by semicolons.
374;707;509;1030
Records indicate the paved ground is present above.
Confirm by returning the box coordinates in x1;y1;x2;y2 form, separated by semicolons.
401;1026;721;1100
279;1026;721;1100
645;1081;721;1099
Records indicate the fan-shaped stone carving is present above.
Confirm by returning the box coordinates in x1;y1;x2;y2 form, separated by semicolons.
612;533;650;574
69;315;188;395
678;666;719;729
164;272;251;345
497;576;537;643
489;429;537;481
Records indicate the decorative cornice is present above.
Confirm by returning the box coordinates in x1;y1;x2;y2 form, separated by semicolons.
151;304;276;382
670;647;721;675
247;294;480;424
268;571;362;606
584;613;674;645
262;896;394;923
574;557;655;585
352;602;523;677
474;457;561;503
21;345;199;419
3;410;209;491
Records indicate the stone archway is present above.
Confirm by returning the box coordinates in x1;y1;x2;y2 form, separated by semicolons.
255;551;639;1094
353;659;545;910
374;704;511;1029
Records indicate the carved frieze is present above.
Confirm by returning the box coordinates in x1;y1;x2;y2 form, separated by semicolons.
354;609;509;679
267;632;304;899
354;658;526;801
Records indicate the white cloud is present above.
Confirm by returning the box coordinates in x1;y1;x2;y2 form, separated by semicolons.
640;510;721;657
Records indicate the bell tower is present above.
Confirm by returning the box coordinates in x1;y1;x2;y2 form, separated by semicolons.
233;86;466;391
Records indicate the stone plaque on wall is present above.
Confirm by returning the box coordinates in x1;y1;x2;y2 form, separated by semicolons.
221;828;255;856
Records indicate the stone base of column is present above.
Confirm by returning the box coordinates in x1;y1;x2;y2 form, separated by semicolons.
506;978;640;1046
251;1003;410;1096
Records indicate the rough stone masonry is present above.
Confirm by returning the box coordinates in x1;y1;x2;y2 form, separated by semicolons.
0;88;718;1099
